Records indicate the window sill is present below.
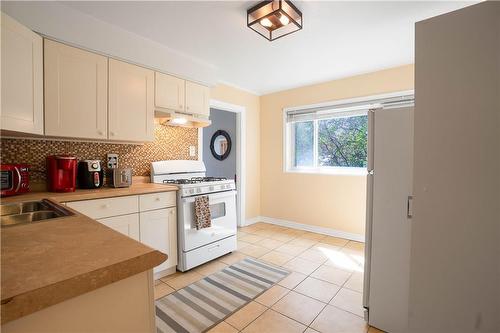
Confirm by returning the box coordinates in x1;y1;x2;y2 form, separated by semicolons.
285;167;368;176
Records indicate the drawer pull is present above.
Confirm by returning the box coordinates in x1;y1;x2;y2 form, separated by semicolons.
208;244;220;252
155;197;161;201
102;204;110;209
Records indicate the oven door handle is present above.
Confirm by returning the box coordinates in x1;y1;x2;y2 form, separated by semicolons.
14;167;22;192
181;190;236;203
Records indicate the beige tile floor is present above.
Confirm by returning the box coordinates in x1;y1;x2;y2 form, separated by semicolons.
154;222;385;333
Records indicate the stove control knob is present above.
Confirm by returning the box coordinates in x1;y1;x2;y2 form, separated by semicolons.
91;162;98;169
209;186;214;191
190;189;194;194
196;188;201;193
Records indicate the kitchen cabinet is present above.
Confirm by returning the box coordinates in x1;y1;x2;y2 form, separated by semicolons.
1;13;43;135
109;59;154;142
155;72;185;112
140;208;177;273
44;40;108;140
66;195;138;219
66;191;177;276
185;81;210;117
97;214;140;241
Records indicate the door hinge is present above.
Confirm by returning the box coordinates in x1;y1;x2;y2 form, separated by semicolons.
407;195;414;218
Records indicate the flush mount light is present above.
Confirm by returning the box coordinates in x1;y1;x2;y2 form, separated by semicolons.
247;0;302;41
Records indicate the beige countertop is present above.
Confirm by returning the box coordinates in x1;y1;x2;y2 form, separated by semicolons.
1;183;178;324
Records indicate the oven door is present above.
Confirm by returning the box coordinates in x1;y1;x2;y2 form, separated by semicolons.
179;190;237;252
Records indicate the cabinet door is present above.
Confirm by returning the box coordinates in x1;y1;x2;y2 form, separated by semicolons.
1;13;43;135
97;213;140;241
185;81;210;117
155;72;185;112
109;59;154;142
139;208;177;273
44;39;108;139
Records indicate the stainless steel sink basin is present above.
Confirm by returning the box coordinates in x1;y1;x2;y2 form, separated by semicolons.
1;200;73;228
1;201;52;216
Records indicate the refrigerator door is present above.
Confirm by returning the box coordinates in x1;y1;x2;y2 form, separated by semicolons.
363;171;374;314
363;108;377;314
367;106;413;332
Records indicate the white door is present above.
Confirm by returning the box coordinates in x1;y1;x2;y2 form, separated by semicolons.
109;59;154;142
1;13;43;135
140;208;177;273
97;213;140;241
44;40;108;139
368;106;413;332
185;81;210;117
155;72;185;112
179;191;237;252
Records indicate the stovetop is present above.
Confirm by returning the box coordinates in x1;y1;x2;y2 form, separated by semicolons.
162;177;228;185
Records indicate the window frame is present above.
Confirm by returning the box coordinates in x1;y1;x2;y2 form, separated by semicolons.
283;91;414;176
285;115;368;176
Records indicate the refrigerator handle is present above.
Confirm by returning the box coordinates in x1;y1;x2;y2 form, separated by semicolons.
367;108;377;172
407;195;414;218
363;172;374;312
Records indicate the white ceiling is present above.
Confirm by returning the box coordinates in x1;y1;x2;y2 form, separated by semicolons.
62;1;475;95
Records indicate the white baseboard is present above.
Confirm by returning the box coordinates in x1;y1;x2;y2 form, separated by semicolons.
244;215;364;243
242;216;262;227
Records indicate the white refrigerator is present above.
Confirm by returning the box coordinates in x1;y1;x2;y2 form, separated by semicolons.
363;105;414;333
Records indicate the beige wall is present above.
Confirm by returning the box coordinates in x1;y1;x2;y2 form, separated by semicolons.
210;84;261;220
260;65;414;236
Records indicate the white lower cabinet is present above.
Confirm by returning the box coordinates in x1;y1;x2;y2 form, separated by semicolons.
97;213;140;241
66;192;177;274
139;208;177;273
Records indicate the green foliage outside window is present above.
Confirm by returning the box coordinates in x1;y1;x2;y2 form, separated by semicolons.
292;115;367;168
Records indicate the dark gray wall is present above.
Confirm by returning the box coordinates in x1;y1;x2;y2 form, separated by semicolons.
203;108;236;180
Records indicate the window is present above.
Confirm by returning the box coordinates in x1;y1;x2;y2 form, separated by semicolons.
285;108;368;174
284;92;414;175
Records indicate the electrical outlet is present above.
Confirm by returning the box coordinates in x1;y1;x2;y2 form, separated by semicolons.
107;153;119;169
189;146;196;157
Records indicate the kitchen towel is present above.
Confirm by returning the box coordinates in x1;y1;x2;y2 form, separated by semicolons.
194;195;211;230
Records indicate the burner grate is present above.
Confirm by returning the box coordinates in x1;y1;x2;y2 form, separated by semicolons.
162;177;228;185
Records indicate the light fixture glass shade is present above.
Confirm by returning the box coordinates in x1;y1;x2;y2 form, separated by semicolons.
247;0;302;41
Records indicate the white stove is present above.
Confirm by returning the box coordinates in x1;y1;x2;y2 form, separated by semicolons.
151;160;237;271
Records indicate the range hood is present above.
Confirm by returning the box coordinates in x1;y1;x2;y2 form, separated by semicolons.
154;109;211;128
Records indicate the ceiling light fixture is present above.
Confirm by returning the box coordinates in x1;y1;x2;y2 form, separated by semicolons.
247;0;303;41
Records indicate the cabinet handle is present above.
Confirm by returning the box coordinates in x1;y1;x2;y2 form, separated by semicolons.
98;130;103;135
102;204;110;209
179;104;183;109
110;131;115;136
186;106;190;110
155;197;161;201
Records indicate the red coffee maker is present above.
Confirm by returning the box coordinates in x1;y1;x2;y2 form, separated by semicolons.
46;155;77;192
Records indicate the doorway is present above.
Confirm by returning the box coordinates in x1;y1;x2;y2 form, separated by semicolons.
199;100;246;227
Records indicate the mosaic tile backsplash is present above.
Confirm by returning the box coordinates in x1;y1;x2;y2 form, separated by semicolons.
0;124;198;182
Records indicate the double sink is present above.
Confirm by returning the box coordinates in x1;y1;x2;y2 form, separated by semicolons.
0;200;73;228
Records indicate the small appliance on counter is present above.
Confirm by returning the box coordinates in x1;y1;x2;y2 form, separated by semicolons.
78;160;104;189
46;155;77;192
106;153;132;188
109;168;132;188
0;163;30;197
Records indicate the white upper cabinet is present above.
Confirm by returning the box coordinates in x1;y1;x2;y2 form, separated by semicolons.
109;59;154;142
155;72;185;112
185;81;210;117
44;40;108;139
1;13;43;135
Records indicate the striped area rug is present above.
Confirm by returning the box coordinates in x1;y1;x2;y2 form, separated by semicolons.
156;257;290;333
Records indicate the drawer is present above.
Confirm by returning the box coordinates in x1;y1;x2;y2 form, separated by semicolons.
179;235;236;271
139;191;176;211
66;196;138;219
